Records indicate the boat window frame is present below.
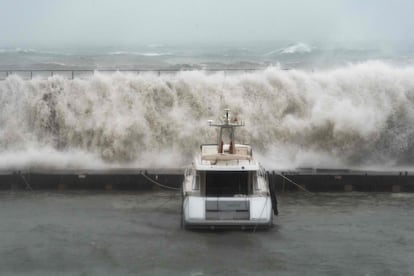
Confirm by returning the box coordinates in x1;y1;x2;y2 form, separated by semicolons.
251;171;259;191
192;172;200;190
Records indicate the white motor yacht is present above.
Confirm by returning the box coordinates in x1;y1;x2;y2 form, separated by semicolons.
181;109;277;229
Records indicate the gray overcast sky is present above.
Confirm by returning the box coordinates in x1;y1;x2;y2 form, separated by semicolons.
0;0;413;47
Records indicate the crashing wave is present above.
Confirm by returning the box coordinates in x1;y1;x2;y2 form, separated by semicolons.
1;61;414;170
264;42;313;56
281;42;313;54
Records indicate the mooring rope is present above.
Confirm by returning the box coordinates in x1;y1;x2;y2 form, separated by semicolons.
275;172;312;194
20;173;33;191
140;173;181;191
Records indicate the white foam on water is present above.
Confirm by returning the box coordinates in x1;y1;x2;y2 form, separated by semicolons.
1;61;414;170
108;51;171;56
280;42;313;54
264;42;313;56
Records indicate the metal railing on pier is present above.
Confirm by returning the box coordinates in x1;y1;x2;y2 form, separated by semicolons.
0;68;265;81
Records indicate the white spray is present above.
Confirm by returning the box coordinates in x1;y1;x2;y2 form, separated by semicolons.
1;61;414;170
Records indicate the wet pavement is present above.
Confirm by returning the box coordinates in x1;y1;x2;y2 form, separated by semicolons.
0;191;413;275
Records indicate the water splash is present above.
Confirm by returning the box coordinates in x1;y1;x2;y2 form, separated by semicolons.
1;61;414;170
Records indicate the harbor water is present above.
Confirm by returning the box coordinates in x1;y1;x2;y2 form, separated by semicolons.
0;191;413;275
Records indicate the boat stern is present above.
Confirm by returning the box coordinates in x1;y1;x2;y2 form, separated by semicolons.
182;196;273;229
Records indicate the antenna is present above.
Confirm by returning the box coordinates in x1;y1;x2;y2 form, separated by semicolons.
209;108;244;128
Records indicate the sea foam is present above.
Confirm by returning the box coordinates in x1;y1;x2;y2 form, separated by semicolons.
1;61;414;170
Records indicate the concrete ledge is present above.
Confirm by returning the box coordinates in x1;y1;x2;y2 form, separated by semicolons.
0;171;182;191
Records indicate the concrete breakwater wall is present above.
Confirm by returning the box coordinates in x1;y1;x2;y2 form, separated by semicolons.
1;169;414;192
269;171;414;193
0;169;182;191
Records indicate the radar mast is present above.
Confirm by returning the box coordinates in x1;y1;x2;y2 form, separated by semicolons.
208;109;244;154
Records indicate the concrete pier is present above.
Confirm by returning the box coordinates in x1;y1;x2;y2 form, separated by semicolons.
272;169;414;192
0;168;413;192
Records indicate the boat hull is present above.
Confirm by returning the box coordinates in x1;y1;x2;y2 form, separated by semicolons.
182;219;273;230
182;196;273;229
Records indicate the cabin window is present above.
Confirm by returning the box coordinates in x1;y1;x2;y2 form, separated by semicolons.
205;171;249;197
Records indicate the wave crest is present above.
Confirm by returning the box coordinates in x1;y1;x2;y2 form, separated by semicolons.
1;61;414;170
